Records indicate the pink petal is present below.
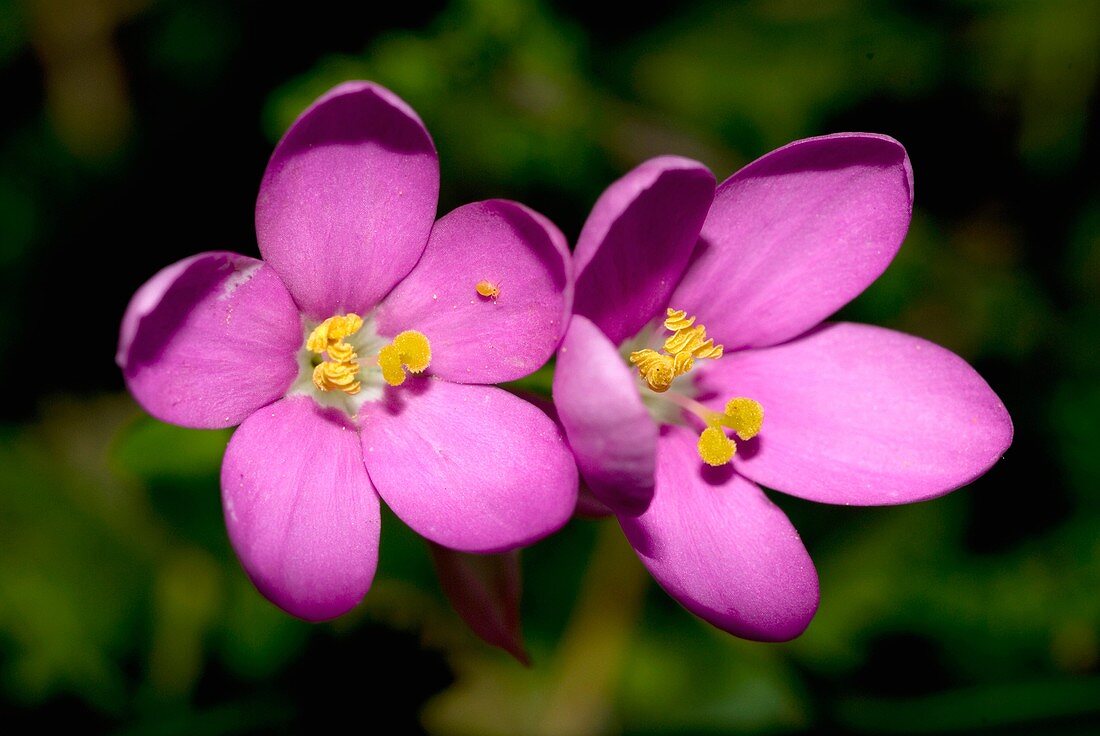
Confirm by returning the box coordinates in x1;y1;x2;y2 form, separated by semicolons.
375;200;571;384
117;255;197;369
221;396;381;621
256;81;439;320
514;392;617;519
573;156;715;345
696;323;1014;505
672;133;914;349
118;252;301;429
429;543;529;664
552;315;657;515
619;426;818;641
360;378;578;553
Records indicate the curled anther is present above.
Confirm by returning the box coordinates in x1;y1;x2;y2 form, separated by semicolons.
629;349;677;392
630;308;724;392
306;313;365;395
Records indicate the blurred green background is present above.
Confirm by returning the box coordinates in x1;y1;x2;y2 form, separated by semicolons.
1;0;1098;733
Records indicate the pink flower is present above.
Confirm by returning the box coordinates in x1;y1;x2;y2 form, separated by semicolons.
553;135;1013;641
117;82;578;621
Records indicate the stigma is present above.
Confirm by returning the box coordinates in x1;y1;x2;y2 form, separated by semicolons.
629;308;723;392
697;398;764;466
307;314;365;395
377;330;431;386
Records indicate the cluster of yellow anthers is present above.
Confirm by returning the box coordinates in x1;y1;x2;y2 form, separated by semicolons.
629;309;724;392
698;398;764;467
307;314;366;395
307;314;432;395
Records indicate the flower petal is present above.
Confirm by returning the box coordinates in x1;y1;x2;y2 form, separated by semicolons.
428;543;529;664
375;200;571;384
119;252;301;429
360;378;578;553
573;156;715;345
696;323;1013;505
256;81;439;320
575;482;614;518
552;315;657;515
672;133;913;349
619;426;818;641
221;396;381;621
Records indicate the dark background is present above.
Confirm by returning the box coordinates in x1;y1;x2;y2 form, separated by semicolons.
1;0;1098;733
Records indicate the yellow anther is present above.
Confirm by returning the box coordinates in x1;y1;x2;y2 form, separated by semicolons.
326;342;355;363
306;313;364;395
663;309;695;331
698;425;735;466
378;330;432;387
630;308;724;392
306;314;363;354
629;349;676;392
312;359;362;394
662;309;723;359
672;350;694;375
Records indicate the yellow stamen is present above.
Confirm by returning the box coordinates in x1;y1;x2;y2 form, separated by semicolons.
661;309;723;360
694;397;764;466
305;314;363;354
378;330;432;386
306;313;365;395
627;349;676;392
325;341;355;363
630;308;723;392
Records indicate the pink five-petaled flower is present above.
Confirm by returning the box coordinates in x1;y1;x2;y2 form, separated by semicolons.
552;135;1013;641
117;82;578;621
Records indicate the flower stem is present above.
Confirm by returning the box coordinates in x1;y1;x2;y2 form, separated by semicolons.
537;520;649;735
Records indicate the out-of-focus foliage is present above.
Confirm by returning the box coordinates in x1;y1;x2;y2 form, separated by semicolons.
1;0;1098;733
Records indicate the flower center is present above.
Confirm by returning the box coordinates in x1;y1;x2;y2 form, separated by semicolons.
297;313;433;414
627;307;763;467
